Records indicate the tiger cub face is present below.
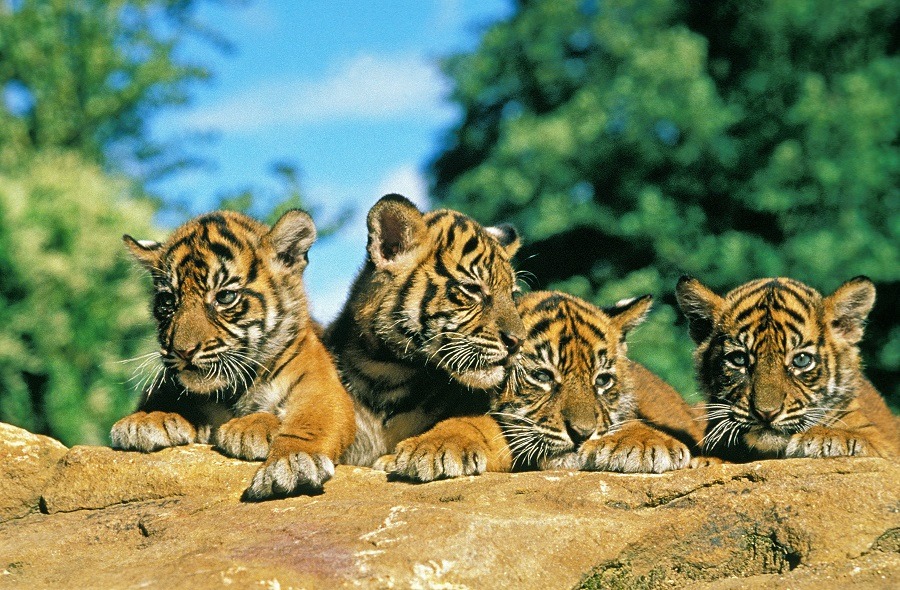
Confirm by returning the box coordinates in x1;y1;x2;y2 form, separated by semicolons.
493;291;651;467
125;210;316;395
676;276;876;457
359;194;526;389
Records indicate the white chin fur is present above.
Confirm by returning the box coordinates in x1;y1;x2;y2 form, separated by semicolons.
177;370;227;394
453;365;505;389
745;429;789;453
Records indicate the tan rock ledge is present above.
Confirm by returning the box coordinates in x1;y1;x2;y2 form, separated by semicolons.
0;422;897;589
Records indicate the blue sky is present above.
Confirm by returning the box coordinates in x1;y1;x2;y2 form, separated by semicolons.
149;0;513;320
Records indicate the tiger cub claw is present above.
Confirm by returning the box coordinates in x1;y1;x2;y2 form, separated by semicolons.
785;427;871;458
110;411;196;452
215;412;281;461
381;437;488;482
689;456;725;468
242;451;335;501
372;453;397;473
579;430;691;474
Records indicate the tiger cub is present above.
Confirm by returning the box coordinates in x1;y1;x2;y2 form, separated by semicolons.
380;291;702;480
110;210;356;499
324;194;526;466
676;276;899;461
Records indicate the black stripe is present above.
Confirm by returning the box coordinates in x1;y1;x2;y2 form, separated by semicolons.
528;318;553;339
209;241;235;262
461;235;479;256
426;211;451;227
287;371;307;393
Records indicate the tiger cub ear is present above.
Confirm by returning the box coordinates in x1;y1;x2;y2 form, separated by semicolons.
675;276;724;344
269;209;317;268
484;223;520;257
606;294;653;337
825;276;876;344
367;193;426;269
123;235;162;271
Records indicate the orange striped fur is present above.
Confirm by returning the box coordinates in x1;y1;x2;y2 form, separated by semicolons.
676;276;899;461
110;210;355;499
379;291;701;480
324;195;525;466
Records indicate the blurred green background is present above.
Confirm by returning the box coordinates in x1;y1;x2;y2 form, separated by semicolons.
0;0;896;446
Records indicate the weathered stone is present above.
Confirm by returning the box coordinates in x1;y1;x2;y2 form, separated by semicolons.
39;444;257;514
0;423;67;522
0;424;897;589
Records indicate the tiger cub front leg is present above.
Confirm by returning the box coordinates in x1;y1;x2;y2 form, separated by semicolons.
110;411;197;452
215;412;282;461
375;416;512;482
579;423;691;473
785;426;881;458
242;369;356;501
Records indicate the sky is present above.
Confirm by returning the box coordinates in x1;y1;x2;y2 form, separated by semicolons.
149;0;513;321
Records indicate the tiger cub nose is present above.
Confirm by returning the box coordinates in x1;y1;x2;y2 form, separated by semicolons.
565;419;594;448
752;406;781;424
500;331;522;355
172;343;201;362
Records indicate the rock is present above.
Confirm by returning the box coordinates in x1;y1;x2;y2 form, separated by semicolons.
0;423;897;589
39;444;256;514
0;423;67;522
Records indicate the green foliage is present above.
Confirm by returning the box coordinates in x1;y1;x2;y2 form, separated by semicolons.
433;0;900;409
0;152;157;445
0;0;214;176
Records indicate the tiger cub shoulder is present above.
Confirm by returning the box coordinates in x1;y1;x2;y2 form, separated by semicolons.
676;275;899;461
324;194;525;467
110;209;355;499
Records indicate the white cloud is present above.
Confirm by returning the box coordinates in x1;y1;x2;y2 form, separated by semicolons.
375;164;431;210
303;164;433;322
180;52;454;132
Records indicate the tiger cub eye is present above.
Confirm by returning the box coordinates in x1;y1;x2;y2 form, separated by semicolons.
216;290;238;305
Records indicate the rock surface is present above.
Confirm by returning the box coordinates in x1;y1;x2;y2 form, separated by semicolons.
0;422;897;589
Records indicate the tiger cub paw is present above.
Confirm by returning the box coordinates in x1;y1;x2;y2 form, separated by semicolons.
110;411;196;452
378;435;489;482
785;427;871;458
215;412;281;461
580;428;691;473
538;452;583;471
241;435;334;501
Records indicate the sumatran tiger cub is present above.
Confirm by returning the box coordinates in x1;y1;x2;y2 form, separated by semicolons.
676;276;899;462
110;210;356;500
378;291;702;480
324;194;526;466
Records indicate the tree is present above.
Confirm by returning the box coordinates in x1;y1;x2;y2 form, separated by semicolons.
432;0;899;408
0;152;158;445
0;0;217;178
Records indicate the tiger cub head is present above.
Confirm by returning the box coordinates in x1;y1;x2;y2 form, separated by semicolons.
355;194;526;389
493;291;652;468
125;210;316;395
675;276;876;457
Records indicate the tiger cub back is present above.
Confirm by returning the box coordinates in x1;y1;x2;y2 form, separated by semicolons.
110;210;355;500
379;290;701;480
324;194;526;466
676;275;899;461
